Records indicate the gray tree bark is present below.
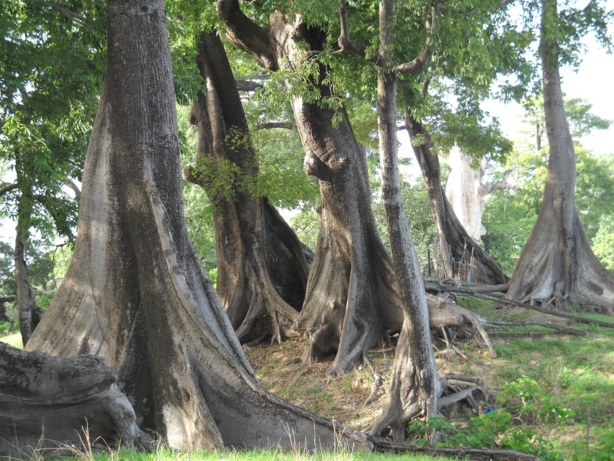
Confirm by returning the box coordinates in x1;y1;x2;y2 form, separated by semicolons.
218;1;408;377
506;0;614;314
406;113;508;285
186;31;307;344
25;0;370;450
369;0;439;440
0;343;150;457
14;224;44;347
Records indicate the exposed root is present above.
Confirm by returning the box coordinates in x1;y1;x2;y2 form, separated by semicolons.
362;352;383;407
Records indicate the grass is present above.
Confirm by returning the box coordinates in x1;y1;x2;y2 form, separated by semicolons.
81;448;452;461
0;331;23;348
1;303;613;460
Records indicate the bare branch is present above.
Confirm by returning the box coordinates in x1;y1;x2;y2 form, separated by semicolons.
217;0;278;71
479;169;518;197
64;179;81;199
396;5;437;76
235;79;264;92
45;2;86;21
337;0;388;67
257;121;293;130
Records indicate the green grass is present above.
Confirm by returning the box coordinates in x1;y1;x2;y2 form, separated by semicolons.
79;448;454;461
2;305;612;460
0;331;23;348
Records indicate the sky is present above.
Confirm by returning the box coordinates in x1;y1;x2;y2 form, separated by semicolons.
483;36;614;156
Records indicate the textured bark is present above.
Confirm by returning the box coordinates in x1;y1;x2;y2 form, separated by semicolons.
219;3;408;377
0;343;150;457
406;113;508;285
186;31;306;344
369;2;439;440
14;227;44;347
25;0;369;451
507;0;614;314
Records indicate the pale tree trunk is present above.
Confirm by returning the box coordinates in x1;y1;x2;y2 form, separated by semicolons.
444;145;516;241
406;114;508;285
369;0;439;440
506;0;614;313
25;0;369;450
14;222;44;347
186;31;306;344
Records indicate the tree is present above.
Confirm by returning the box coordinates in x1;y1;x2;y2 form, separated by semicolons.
23;0;367;450
369;0;438;438
407;115;509;284
506;0;614;313
185;30;308;343
443;145;517;242
0;0;105;343
218;0;410;376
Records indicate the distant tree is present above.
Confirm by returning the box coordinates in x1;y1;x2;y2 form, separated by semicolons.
0;0;105;341
506;0;614;313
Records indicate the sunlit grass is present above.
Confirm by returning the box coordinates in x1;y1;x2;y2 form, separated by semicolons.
82;448;452;461
0;331;23;349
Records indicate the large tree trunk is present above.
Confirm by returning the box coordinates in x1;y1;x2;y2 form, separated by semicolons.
25;0;369;450
406;113;508;285
0;343;149;458
219;3;407;377
14;224;44;347
369;2;439;440
186;31;306;344
506;0;614;314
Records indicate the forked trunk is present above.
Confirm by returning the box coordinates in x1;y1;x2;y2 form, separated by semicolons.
186;32;306;344
406;113;508;285
369;3;438;440
507;0;614;313
372;48;438;443
218;5;407;376
26;0;369;450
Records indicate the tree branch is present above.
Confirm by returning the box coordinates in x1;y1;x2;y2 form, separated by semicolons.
257;121;293;130
217;0;278;71
337;0;437;76
337;1;388;66
396;4;437;76
479;169;518;197
45;2;86;21
0;183;18;198
235;79;264;92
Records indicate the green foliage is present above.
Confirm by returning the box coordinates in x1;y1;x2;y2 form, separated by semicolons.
407;375;573;459
499;376;575;425
372;178;437;270
593;215;614;272
290;208;320;252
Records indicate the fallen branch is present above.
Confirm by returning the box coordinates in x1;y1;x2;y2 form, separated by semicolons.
362;352;383;407
427;286;614;330
369;436;540;460
486;320;587;335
